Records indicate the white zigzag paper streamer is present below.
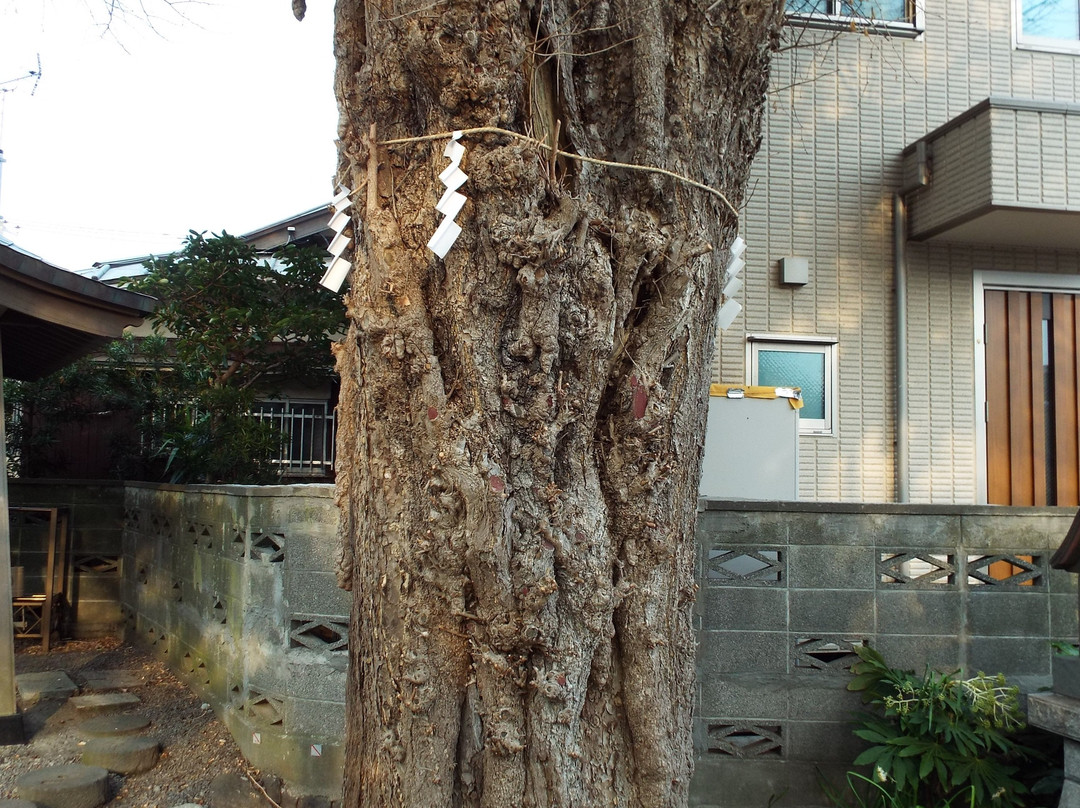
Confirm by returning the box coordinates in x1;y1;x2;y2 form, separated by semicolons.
428;131;467;259
320;186;353;292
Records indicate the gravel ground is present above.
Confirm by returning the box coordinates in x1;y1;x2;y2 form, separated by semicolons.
0;636;268;808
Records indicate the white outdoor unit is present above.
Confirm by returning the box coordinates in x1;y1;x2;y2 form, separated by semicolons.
699;387;800;501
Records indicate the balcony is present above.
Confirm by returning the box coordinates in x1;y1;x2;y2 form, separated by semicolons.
903;97;1080;249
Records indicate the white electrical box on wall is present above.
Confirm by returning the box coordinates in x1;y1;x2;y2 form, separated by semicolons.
779;256;809;286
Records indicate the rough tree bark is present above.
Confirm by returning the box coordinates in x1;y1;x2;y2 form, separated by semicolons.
330;1;782;806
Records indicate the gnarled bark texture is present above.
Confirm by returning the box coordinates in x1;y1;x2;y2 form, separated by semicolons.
331;1;782;805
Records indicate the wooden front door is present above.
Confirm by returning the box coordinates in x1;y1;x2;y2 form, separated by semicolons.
985;289;1080;506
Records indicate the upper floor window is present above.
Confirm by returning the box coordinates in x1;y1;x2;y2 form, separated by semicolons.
787;0;922;34
1017;0;1080;51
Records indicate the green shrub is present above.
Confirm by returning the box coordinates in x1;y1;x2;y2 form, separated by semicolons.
832;645;1034;808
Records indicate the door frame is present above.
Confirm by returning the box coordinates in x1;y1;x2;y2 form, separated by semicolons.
973;270;1080;504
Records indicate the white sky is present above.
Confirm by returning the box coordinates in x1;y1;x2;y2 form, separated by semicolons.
0;1;338;270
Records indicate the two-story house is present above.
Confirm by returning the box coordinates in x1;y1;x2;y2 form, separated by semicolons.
714;0;1080;507
691;2;1080;805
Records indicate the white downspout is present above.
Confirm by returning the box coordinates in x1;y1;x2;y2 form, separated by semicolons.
894;141;929;503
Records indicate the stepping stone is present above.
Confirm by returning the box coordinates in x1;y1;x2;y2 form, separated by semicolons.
80;670;142;691
79;713;151;738
81;735;160;774
0;800;40;808
15;671;77;705
69;693;140;714
207;772;265;808
16;764;108;808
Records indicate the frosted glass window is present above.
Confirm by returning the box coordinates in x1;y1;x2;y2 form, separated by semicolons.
758;351;826;421
749;339;836;436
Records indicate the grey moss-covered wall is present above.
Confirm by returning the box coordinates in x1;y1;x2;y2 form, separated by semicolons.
118;482;347;800
10;482;1076;806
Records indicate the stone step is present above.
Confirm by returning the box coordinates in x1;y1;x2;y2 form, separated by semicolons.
0;799;41;808
68;692;141;714
78;713;152;738
15;764;109;808
14;671;77;705
79;669;143;691
81;735;161;775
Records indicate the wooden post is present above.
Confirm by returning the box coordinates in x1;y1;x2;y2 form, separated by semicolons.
40;508;57;653
0;333;23;741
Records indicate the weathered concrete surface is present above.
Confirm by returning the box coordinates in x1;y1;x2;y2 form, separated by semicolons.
15;764;108;808
69;693;140;714
33;481;1069;808
79;670;142;691
15;671;77;704
78;713;151;738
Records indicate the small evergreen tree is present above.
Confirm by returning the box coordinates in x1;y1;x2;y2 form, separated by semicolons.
5;232;345;484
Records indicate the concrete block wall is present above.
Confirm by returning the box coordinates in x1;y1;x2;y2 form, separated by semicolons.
691;500;1079;808
119;482;346;800
12;482;1076;806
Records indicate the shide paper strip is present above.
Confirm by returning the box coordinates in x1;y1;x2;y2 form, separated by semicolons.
428;131;467;259
320;187;353;292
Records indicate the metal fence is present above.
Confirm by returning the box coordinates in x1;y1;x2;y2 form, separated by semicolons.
250;400;336;478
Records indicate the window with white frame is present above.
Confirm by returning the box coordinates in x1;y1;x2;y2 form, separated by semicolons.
1016;0;1080;50
748;337;837;436
786;0;921;32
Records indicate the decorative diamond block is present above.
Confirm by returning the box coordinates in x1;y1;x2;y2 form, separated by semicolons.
186;521;215;549
878;552;955;586
73;556;120;574
290;616;348;652
706;548;784;585
794;637;865;671
707;723;783;758
250;530;285;563
966;554;1042;586
242;690;284;727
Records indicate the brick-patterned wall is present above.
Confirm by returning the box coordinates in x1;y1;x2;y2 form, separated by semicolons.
723;4;1080;503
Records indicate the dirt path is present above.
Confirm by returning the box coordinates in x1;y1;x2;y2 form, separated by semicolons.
0;637;267;808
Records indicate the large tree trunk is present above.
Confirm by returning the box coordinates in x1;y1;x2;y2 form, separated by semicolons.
331;1;781;805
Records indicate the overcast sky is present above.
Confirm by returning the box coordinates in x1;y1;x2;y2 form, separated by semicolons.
0;1;338;270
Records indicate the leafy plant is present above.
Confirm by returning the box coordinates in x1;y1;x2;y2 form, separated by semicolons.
5;232;344;484
1051;641;1080;657
127;231;342;393
835;645;1034;808
820;770;975;808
